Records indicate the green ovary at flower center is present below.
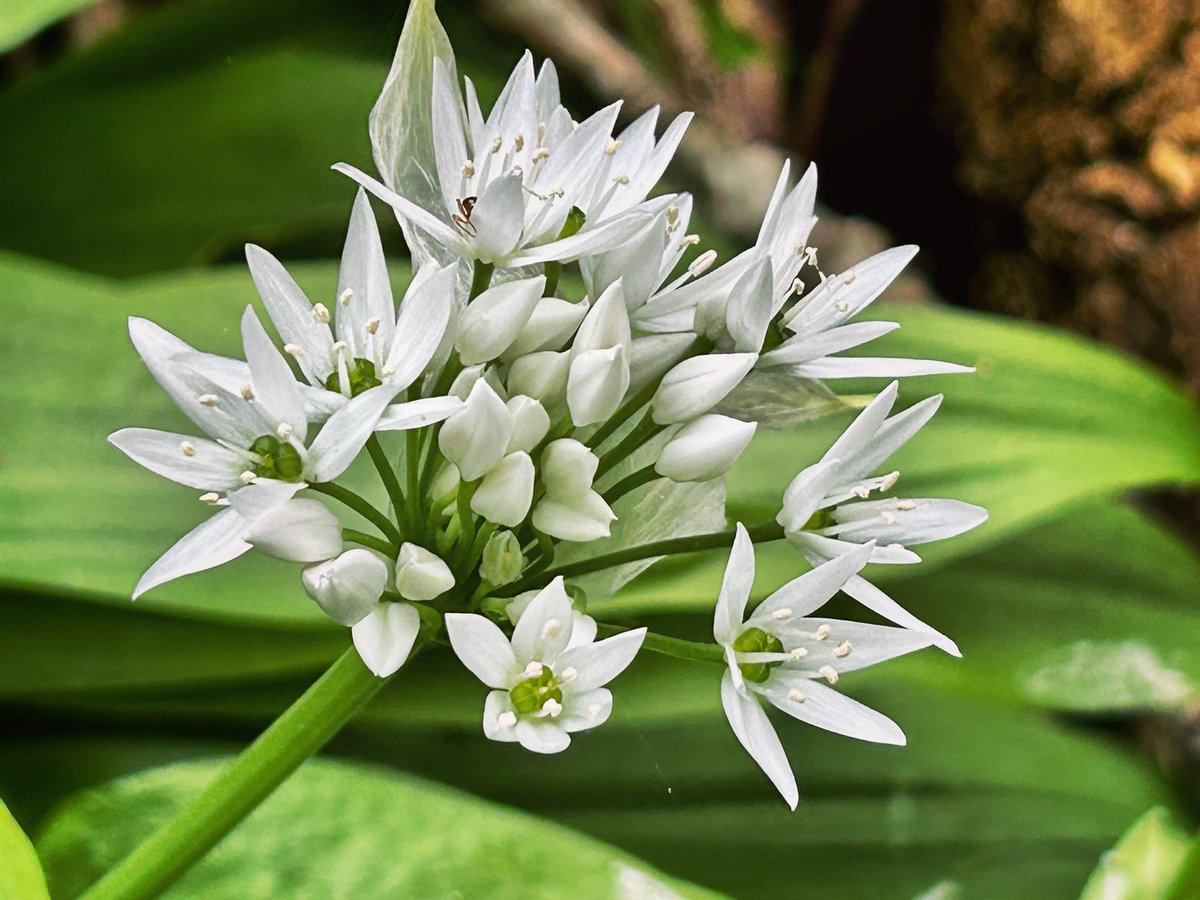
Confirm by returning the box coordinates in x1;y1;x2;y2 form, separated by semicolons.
249;434;304;481
323;357;382;397
803;508;835;531
733;627;784;683
509;667;563;714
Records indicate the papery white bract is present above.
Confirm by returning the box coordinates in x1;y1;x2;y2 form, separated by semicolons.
714;525;936;808
776;381;987;654
446;577;645;753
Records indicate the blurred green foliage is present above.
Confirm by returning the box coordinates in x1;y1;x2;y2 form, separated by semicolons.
2;1;1200;898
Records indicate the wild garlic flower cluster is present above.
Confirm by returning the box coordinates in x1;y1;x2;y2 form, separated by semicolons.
109;0;985;804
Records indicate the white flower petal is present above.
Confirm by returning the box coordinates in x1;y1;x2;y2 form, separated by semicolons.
508;209;651;267
383;262;457;389
108;428;245;491
456;275;545;364
483;690;521;742
337;189;396;363
514;718;571;754
242;498;342;562
332;163;465;252
446;613;521;688
470;174;526;263
472;451;535;527
839;573;960;656
786;356;974;380
724;254;774;352
532;493;615;542
352;602;421;677
241;307;307;435
438;379;512;480
720;671;798;809
760;673;906;746
713;523;755;644
556;628;646;692
759;321;901;368
430;57;472;216
791;531;921;565
830;498;988;546
302;549;389;627
133;507;251;599
558;687;613;733
786;245;918;336
768;617;938;674
244;245;333;386
375;395;463;431
306;383;402;482
748;542;873;623
511;576;574;664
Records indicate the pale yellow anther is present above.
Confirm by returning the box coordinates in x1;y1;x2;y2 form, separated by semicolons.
605;138;622;156
852;485;871;499
513;133;525;152
462;160;475;177
835;301;849;313
896;499;917;511
843;270;857;284
792;278;806;295
772;608;793;621
543;698;563;717
790;647;809;660
540;618;561;639
819;664;839;684
532;147;550;162
688;249;717;275
833;641;853;658
612;174;630;185
198;393;219;406
284;343;304;357
366;318;380;335
881;471;900;490
331;340;347;354
312;303;331;324
240;470;257;485
199;492;221;505
490;136;503;154
240;385;254;401
380;364;395;377
276;423;293;440
787;689;807;703
881;510;898;525
509;166;524;179
679;234;701;248
497;711;517;728
180;441;197;457
524;661;544;677
814;624;831;641
560;666;578;682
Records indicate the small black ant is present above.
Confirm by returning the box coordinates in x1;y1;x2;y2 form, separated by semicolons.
452;196;477;235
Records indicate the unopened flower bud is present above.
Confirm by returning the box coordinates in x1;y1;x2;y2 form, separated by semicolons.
352;601;421;677
472;451;535;526
655;414;757;482
571;280;630;355
540;439;599;499
533;491;616;542
395;542;456;601
480;530;525;586
506;350;570;409
501;296;589;361
456;275;545;365
439;380;513;480
243;499;342;562
567;345;629;426
506;395;550;454
651;352;757;424
301;549;388;626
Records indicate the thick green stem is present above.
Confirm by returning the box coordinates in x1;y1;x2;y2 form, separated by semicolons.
503;520;785;595
469;260;494;299
366;436;406;535
308;482;400;550
405;427;423;536
598;623;725;664
80;648;384;900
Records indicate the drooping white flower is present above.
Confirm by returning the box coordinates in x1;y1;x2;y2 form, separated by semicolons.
446;577;645;753
714;525;936;808
246;190;459;429
776;381;987;654
340;24;691;268
302;548;390;626
394;542;456;601
532;439;616;541
655;414;757;482
353;601;423;678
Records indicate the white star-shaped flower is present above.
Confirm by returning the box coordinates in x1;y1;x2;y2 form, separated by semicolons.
446;577;645;753
715;524;937;808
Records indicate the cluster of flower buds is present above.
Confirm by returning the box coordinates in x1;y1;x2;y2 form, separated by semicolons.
110;0;985;807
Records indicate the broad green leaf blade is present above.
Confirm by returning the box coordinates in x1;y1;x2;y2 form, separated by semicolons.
600;302;1200;616
0;796;49;900
35;758;721;899
0;0;96;53
1080;808;1191;900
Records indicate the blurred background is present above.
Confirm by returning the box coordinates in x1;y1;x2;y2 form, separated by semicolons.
3;1;1200;897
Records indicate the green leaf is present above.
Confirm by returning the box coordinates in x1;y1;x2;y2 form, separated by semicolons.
1080;808;1192;900
0;796;49;900
0;0;96;53
34;758;721;899
600;302;1200;616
